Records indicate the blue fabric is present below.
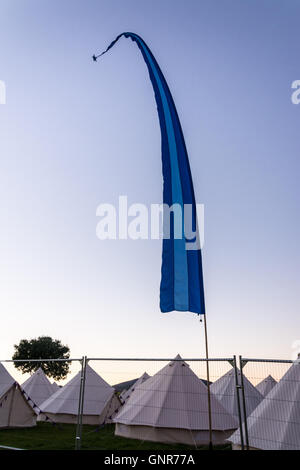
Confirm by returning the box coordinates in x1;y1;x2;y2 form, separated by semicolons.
94;32;205;315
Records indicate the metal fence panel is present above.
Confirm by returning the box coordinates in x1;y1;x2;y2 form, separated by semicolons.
0;356;241;450
237;358;299;450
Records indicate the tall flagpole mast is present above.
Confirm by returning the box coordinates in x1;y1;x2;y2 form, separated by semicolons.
203;314;213;449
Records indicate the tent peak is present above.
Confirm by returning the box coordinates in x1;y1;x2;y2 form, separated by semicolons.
173;354;183;360
169;354;190;368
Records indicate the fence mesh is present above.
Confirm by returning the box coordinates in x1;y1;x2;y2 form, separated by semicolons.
0;356;299;450
234;358;300;450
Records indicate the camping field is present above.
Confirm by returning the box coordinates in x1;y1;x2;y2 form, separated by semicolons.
0;423;231;450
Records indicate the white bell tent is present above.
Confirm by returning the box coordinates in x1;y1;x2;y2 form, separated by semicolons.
211;368;263;418
114;355;238;446
255;375;277;397
38;364;121;425
51;382;60;392
0;363;36;428
21;368;57;406
120;372;150;404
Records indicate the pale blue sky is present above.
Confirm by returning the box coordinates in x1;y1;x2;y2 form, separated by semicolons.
0;0;299;383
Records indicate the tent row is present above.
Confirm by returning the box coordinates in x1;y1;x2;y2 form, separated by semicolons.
36;356;239;445
113;359;300;449
0;356;240;445
1;357;300;449
0;363;122;428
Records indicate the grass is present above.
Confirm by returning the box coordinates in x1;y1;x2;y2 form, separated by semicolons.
0;423;231;450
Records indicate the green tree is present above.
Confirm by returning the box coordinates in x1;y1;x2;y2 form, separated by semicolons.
12;336;70;380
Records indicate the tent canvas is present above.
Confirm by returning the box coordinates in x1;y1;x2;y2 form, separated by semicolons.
211;368;263;418
113;379;138;394
114;355;238;446
21;368;57;406
230;361;300;450
120;372;150;404
38;364;121;425
51;382;60;392
0;363;36;428
255;375;277;397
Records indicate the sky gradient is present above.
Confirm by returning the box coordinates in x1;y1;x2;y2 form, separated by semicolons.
0;0;299;383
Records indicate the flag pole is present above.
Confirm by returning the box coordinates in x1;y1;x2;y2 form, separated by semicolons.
203;314;213;449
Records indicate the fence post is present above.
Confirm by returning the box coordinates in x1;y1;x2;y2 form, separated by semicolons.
233;355;244;450
203;316;213;450
239;355;249;450
75;356;87;450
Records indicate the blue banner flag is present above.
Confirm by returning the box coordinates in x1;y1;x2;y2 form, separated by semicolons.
94;33;205;315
